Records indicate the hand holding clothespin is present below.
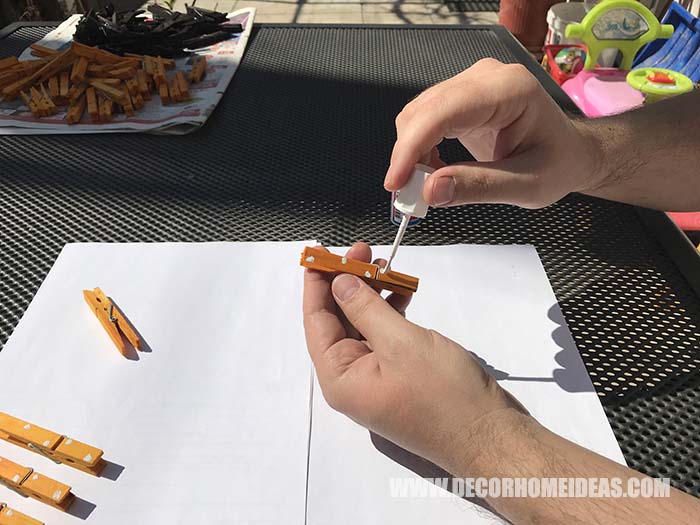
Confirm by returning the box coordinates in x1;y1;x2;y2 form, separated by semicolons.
83;288;141;357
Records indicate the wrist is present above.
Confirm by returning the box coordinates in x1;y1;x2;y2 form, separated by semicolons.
438;405;544;479
570;117;608;196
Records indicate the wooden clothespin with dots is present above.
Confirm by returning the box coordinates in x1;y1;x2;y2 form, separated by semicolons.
300;246;419;297
0;502;44;525
0;456;74;511
0;412;106;476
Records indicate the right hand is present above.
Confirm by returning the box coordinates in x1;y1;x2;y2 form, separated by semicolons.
385;58;602;210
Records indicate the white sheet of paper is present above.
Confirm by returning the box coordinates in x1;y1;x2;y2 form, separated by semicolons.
0;242;313;525
307;244;626;525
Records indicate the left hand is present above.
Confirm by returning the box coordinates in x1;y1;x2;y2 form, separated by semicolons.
302;242;528;472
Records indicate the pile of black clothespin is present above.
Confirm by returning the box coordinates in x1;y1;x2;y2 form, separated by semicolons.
73;3;244;58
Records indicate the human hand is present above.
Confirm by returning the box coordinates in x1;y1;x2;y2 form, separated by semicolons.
385;59;602;209
303;242;527;473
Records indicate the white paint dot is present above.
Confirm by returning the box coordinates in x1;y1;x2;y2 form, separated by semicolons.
23;424;31;430
65;438;73;445
83;453;93;463
305;256;315;263
32;475;38;481
12;475;20;483
52;490;62;500
6;510;13;516
43;440;51;447
341;257;347;264
364;271;371;278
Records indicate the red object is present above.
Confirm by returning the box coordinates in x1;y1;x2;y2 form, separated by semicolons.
543;44;588;85
668;212;700;231
500;0;561;53
646;71;676;85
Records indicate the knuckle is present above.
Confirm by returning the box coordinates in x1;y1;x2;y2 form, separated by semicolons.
472;57;502;71
394;111;407;129
506;63;538;90
395;103;417;129
505;62;528;77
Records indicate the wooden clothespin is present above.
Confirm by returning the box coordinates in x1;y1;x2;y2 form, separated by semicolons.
300;246;419;296
0;456;74;511
83;287;141;356
188;56;207;83
0;413;105;477
0;502;44;525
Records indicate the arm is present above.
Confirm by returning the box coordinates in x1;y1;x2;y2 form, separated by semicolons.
303;248;699;524
385;59;700;212
580;92;700;211
450;408;699;524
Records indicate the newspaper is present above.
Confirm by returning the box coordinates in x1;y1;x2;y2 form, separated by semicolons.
0;8;255;135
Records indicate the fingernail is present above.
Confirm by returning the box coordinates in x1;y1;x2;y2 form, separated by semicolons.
433;176;455;206
333;274;361;302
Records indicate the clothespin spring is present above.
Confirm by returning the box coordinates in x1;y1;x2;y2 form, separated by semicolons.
27;442;63;465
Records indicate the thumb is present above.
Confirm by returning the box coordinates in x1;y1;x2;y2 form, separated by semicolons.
423;159;548;209
331;274;419;351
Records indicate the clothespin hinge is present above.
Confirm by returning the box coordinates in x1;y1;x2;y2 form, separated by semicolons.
27;442;62;464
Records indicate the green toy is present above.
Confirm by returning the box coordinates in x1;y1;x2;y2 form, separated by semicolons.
565;0;674;70
627;68;695;103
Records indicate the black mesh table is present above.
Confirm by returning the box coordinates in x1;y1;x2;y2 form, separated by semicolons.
0;23;698;497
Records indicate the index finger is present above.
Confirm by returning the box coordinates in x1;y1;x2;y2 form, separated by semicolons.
384;59;525;191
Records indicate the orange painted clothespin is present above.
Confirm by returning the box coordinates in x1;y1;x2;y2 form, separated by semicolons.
0;456;74;511
83;288;141;357
0;502;44;525
0;413;106;476
300;246;419;296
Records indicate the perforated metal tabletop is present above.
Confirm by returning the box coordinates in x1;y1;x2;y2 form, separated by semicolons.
0;23;698;497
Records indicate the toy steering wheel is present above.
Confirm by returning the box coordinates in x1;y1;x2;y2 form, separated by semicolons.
627;67;694;103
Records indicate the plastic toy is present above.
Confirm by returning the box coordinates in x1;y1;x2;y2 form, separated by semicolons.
634;2;700;82
626;67;694;103
543;44;587;85
561;0;674;117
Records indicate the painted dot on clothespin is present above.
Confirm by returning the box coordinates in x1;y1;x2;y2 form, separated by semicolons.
305;256;315;263
52;490;62;500
23;424;31;430
83;453;93;463
364;271;371;278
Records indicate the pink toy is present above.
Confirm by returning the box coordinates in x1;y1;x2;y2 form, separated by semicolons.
560;0;673;118
563;69;644;118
